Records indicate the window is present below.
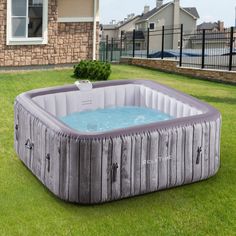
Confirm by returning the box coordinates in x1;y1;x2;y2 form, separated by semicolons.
149;23;155;30
178;40;181;49
135;42;141;50
7;0;48;45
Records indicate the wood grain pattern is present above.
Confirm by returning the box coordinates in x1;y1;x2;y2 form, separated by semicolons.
214;118;221;174
14;103;221;204
91;140;102;203
111;137;122;200
68;138;79;202
149;132;159;192
192;123;203;182
59;136;69;201
201;122;210;180
31;120;41;179
44;130;51;191
209;121;216;177
169;130;177;187
145;133;151;192
133;135;142;195
140;134;148;193
40;125;47;185
101;139;112;202
25;113;32;168
158;130;169;190
79;140;91;204
176;127;185;186
184;126;193;184
130;136;136;196
45;130;60;195
121;136;132;198
14;105;19;155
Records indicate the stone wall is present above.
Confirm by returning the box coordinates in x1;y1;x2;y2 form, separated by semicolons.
121;57;236;84
0;0;99;67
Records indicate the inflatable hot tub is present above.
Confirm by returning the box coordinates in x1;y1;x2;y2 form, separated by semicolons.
14;80;221;204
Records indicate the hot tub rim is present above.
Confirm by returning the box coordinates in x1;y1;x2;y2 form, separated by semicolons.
15;79;221;140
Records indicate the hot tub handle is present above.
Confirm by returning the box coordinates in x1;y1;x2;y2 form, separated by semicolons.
112;163;119;182
46;154;50;172
25;139;34;150
15;124;19;141
196;147;202;165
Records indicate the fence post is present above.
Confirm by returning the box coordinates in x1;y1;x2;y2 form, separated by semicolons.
111;38;114;62
179;24;183;67
106;35;109;62
229;27;234;71
120;31;123;58
201;29;206;69
161;25;165;59
147;28;150;58
103;42;106;62
133;29;136;58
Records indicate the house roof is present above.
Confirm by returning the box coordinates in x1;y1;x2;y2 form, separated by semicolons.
136;2;199;24
183;7;199;19
136;3;171;23
118;15;140;28
124;31;145;40
190;32;228;42
102;24;118;30
102;15;141;31
197;22;218;30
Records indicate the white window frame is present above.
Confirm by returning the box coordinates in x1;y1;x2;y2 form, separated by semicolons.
7;0;48;45
149;22;155;30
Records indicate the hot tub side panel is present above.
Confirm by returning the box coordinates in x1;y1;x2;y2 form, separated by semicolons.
14;101;221;204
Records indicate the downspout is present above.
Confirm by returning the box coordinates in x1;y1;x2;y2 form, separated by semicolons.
173;0;180;49
92;0;97;60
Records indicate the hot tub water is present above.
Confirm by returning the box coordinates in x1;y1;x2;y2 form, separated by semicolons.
60;106;173;132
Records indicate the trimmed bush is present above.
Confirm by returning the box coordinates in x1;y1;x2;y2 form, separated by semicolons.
74;60;111;81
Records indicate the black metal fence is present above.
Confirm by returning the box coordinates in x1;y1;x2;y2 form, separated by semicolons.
181;27;236;71
99;25;236;71
99;37;122;62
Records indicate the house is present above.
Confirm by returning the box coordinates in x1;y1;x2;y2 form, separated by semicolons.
188;21;229;49
101;23;118;41
190;22;235;50
101;14;141;40
123;31;146;52
135;0;199;50
0;0;99;67
197;21;225;32
188;33;230;50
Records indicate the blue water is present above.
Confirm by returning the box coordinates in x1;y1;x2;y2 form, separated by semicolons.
60;106;173;133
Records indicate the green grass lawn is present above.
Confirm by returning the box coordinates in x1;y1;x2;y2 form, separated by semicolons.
0;65;236;236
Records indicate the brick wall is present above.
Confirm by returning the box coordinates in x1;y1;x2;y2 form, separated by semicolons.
121;57;236;84
0;0;99;67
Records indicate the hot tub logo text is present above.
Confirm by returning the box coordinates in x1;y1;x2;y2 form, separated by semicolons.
143;156;172;165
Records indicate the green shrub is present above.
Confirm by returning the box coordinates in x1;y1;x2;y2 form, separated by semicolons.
73;60;111;81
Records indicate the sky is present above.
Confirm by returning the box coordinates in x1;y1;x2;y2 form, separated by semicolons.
100;0;236;27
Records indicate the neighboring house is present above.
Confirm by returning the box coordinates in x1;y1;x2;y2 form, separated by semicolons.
101;15;141;40
1;0;99;67
124;31;146;51
197;21;225;32
135;0;199;50
189;21;228;49
188;33;230;49
101;24;118;40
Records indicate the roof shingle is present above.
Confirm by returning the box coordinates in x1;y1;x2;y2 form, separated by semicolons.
136;3;170;23
197;22;218;30
136;2;199;24
183;7;199;19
